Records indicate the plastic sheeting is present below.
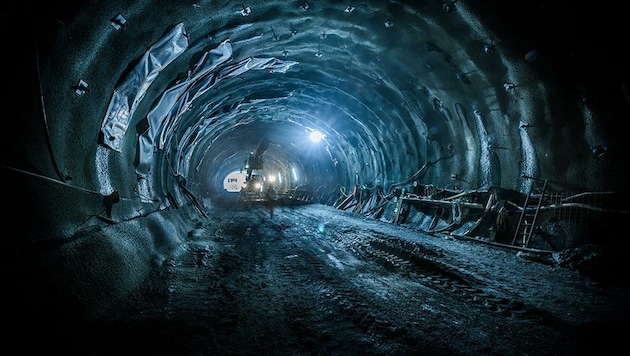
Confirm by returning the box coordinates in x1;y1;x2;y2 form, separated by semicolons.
100;22;189;151
136;39;298;176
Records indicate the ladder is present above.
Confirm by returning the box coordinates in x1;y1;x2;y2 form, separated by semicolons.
392;188;406;225
511;179;548;247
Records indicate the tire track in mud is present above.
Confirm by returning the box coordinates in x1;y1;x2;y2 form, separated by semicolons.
279;207;556;324
276;248;417;354
83;206;617;356
188;209;411;354
285;253;404;332
269;211;426;354
329;226;556;323
151;206;558;355
204;214;303;354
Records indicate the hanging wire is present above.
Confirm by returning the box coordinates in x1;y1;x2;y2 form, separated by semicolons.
1;164;141;203
3;165;97;194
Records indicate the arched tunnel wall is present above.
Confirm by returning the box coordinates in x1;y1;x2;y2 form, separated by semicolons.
3;0;628;328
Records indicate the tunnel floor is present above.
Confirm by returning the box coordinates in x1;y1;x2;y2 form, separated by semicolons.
28;204;629;355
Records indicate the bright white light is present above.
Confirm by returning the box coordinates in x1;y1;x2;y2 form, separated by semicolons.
309;130;324;143
267;175;276;183
223;170;247;192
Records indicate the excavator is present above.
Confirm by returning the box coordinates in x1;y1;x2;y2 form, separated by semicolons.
240;136;272;202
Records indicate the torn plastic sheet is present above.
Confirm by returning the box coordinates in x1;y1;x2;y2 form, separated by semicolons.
155;40;235;153
157;56;298;151
136;42;298;175
100;22;188;152
136;40;234;175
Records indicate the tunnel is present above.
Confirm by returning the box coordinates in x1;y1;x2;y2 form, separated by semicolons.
3;1;629;354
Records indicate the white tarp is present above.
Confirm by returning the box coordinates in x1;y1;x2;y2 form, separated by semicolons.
136;39;298;175
100;22;189;151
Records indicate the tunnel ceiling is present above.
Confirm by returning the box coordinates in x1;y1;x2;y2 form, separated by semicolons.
3;1;628;237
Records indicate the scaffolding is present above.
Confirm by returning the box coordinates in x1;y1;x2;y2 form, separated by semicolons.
335;180;629;252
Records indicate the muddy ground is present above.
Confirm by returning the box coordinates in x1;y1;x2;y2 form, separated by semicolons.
23;203;630;355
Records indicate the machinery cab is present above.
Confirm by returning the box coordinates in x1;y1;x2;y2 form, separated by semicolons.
241;171;266;201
